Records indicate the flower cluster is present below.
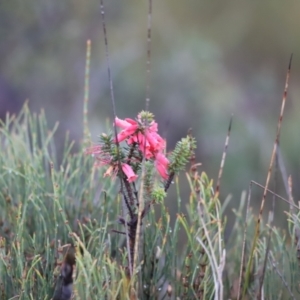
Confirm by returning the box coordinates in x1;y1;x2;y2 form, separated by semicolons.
86;111;169;183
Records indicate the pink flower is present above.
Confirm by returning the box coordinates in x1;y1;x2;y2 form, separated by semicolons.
114;117;139;143
114;116;166;159
155;152;169;179
127;132;154;159
104;165;114;177
122;163;138;182
145;131;165;153
136;133;152;158
116;126;138;142
144;121;166;153
127;131;141;144
149;121;158;132
115;117;136;129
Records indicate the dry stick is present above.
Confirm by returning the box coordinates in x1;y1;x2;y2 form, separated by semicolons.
133;0;153;289
215;115;233;199
83;40;91;148
242;55;293;299
237;182;253;300
257;150;278;299
111;229;126;236
123;191;134;220
123;178;136;207
99;0;133;277
145;0;152;112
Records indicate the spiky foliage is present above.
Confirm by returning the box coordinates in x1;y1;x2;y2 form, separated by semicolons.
168;135;197;174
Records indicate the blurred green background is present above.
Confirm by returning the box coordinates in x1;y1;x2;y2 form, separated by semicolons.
1;0;300;221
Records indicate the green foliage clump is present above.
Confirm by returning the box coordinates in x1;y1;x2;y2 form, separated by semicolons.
1;105;300;300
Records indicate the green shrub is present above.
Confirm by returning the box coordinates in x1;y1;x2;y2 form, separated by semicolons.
0;103;299;300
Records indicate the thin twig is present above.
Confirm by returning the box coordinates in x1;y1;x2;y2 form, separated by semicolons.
164;172;175;192
215;115;233;199
99;0;132;277
111;229;126;235
133;0;153;288
145;0;152;111
123;192;134;220
83;39;91;148
243;55;292;298
251;180;299;210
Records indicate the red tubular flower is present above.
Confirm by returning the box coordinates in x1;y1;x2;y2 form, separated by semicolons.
114;117;139;143
127;131;154;159
145;131;165;153
115;117;136;129
136;132;152;158
122;163;138;182
87;113;170;184
116;126;138;142
155;152;169;179
127;131;145;146
142;121;166;154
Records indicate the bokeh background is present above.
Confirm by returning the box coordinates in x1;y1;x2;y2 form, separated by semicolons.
1;0;300;225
